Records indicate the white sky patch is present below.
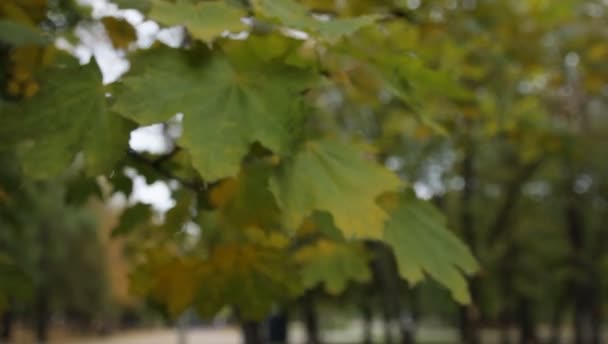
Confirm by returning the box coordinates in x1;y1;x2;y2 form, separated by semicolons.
75;23;130;83
130;175;175;212
281;27;310;40
565;52;580;68
413;182;433;200
129;124;173;154
385;156;404;172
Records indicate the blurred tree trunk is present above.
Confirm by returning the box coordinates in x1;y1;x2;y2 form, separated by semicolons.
361;302;373;344
35;288;49;344
498;310;512;344
36;223;50;344
302;290;321;344
1;306;14;343
548;294;566;344
516;297;537;344
368;242;415;344
563;179;592;344
459;138;481;344
498;257;514;344
267;309;288;344
241;320;263;344
590;301;601;344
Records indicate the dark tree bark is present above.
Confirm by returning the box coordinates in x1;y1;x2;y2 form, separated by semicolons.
516;297;538;344
548;294;566;344
458;139;481;344
563;181;595;344
267;309;288;344
498;309;512;344
302;291;321;344
35;288;50;344
35;224;50;344
590;302;601;344
361;302;373;344
241;320;263;344
1;306;14;343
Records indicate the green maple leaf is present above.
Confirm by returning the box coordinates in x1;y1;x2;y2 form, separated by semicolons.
3;58;133;178
252;0;379;42
209;162;281;233
113;203;153;236
113;46;312;180
0;19;49;46
383;197;479;304
113;0;151;13
149;0;247;43
270;139;403;239
296;239;370;294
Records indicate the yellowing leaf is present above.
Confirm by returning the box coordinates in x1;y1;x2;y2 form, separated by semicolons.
222;166;281;228
383;197;479;304
102;16;136;50
210;177;240;208
270;139;403;239
149;0;247;43
150;257;203;316
194;244;298;320
295;240;370;294
113;46;313;180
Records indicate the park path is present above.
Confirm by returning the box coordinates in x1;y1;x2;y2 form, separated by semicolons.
65;322;460;344
68;328;241;344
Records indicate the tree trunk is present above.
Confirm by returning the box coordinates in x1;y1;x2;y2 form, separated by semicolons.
516;297;537;344
361;303;373;344
302;291;321;344
563;181;593;344
367;242;407;344
35;288;49;344
1;307;14;343
498;309;512;344
382;308;393;344
590;302;601;344
267;309;288;344
459;138;481;344
241;320;263;344
398;310;415;344
548;295;565;344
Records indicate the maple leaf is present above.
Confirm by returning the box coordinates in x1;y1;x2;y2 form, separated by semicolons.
102;16;137;50
270;139;403;239
295;239;370;294
2;58;133;178
149;0;247;43
113;46;313;180
150;257;203;316
252;0;379;42
383;197;479;304
194;244;298;320
0;19;49;46
210;162;281;231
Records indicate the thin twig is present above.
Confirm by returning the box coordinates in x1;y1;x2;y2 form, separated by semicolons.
126;149;202;191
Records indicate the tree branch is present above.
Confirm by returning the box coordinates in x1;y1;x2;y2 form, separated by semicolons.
486;157;545;247
126;149;203;191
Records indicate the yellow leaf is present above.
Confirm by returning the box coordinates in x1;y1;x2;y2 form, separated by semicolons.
102;16;137;50
210;177;240;208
